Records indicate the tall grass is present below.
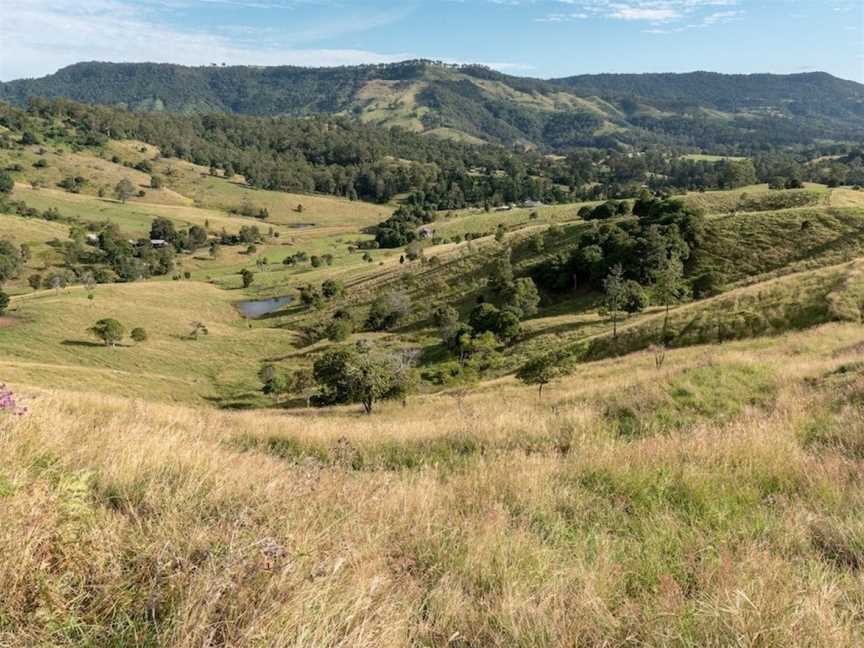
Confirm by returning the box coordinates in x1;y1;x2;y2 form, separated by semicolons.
2;323;863;646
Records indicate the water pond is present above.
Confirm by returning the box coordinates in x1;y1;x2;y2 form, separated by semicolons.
236;295;293;318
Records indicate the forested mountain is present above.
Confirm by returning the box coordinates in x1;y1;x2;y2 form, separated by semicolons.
2;61;863;152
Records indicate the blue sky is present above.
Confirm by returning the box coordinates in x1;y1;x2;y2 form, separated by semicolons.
1;1;862;82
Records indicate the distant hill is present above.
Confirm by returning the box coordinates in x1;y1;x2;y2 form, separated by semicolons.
2;60;863;151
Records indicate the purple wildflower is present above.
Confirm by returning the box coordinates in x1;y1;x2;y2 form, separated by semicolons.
0;384;27;416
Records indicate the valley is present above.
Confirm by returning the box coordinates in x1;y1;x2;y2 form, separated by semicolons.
1;64;863;646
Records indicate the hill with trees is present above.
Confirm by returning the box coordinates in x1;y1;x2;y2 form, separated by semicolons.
2;61;863;151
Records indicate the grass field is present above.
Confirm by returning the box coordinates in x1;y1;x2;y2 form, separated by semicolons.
2;322;863;645
3;134;864;645
0;282;294;406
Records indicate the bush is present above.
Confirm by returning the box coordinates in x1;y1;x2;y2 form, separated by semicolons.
322;279;343;299
130;327;148;343
691;271;725;299
0;291;8;315
326;318;353;342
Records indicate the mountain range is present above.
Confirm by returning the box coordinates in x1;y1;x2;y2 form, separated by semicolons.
2;60;863;151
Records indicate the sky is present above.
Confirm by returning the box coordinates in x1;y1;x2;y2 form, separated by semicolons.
1;0;862;83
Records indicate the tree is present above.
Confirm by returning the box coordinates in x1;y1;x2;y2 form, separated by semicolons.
405;240;423;261
313;345;411;414
149;217;180;246
20;131;39;145
89;318;126;347
321;279;343;299
186;225;208;251
114;178;135;203
490;252;514;292
299;285;324;309
240;268;254;288
494;308;522;344
653;252;686;334
367;289;411;330
602;264;626;339
502;277;540;319
0;291;9;315
130;327;148;343
286;368;315;406
432;304;461;346
28;274;42;290
0;241;22;285
468;302;521;344
0;171;13;195
517;353;565;399
622;280;649;315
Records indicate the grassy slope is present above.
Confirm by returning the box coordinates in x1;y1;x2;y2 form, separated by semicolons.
2;323;863;645
0;282;294;405
2;142;864;644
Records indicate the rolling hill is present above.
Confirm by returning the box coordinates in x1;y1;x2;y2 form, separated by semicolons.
3;93;864;645
2;61;863;150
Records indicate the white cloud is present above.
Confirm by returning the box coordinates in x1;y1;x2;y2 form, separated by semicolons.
554;0;742;24
702;9;741;24
534;12;590;22
0;0;412;81
610;7;679;21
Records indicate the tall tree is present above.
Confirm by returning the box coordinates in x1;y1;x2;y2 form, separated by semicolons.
602;264;626;339
653;252;685;335
114;178;135;203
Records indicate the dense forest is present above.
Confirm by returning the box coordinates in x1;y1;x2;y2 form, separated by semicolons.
2;61;862;151
3;98;862;243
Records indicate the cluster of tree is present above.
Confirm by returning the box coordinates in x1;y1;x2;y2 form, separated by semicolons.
10;98;576;209
298;279;344;311
531;195;705;297
578;199;632;220
4;63;862;151
374;198;435;248
87;318;147;347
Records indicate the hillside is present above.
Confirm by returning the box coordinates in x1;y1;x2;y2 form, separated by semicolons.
3;61;863;150
3;322;864;645
2;89;864;645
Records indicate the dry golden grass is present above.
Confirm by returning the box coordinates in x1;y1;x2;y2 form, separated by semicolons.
2;323;863;646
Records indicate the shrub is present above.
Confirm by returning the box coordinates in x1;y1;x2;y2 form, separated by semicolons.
691;271;725;299
0;291;8;315
326;318;354;342
322;279;343;299
130;327;148;343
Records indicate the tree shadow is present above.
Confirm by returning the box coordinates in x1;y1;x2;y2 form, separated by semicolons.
61;339;126;348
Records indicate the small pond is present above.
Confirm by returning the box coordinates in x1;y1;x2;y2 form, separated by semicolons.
236;294;293;319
